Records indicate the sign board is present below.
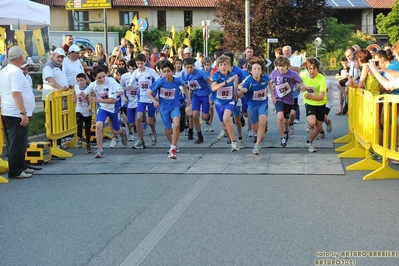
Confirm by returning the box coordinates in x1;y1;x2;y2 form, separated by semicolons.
330;58;336;68
267;38;278;43
65;0;112;10
265;58;272;67
138;19;148;32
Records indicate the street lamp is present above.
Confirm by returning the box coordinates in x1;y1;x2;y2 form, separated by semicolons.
314;37;322;58
202;20;210;57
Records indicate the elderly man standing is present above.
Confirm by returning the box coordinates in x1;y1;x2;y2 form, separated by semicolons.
0;46;35;179
42;47;69;149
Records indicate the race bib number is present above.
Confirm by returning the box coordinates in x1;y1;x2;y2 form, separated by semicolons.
188;80;201;90
128;88;138;97
216;86;233;100
99;93;109;100
160;88;176;99
77;94;87;104
253;89;267;101
275;82;292;98
139;81;151;91
306;86;316;93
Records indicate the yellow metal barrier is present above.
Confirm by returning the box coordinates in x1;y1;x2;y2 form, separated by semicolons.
344;88;381;171
45;89;76;158
363;94;399;180
335;86;355;152
0;112;9;184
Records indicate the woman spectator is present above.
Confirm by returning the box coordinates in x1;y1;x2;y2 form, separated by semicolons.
94;43;108;66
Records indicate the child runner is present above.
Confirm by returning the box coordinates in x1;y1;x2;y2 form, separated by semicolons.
211;55;239;151
120;59;138;142
87;66;127;158
300;58;328;153
148;61;191;159
202;57;215;132
74;73;93;153
182;57;212;144
269;57;303;148
240;58;272;155
128;53;159;149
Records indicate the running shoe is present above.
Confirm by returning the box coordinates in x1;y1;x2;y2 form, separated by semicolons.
248;129;254;137
110;137;118;148
280;137;287;148
204;124;210;132
76;137;83;148
370;150;382;160
194;137;204;144
168;148;177;159
151;134;157;146
253;144;261;155
284;131;289;142
86;143;92;154
304;141;316;153
167;146;180;154
128;133;134;141
209;125;214;132
188;131;194;140
288;125;294;135
231;142;239;152
23;168;35;174
217;130;226;140
326;120;333;133
293;119;299;124
305;123;312;134
95;150;104;158
57;144;68;150
121;131;128;147
237;139;245;149
317;132;325;139
132;140;144;149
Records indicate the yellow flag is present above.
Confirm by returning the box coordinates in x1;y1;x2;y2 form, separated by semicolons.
165;25;176;57
183;26;191;48
0;27;5;54
14;30;28;57
33;28;45;56
124;14;141;52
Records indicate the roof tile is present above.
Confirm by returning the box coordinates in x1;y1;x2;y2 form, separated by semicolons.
364;0;395;8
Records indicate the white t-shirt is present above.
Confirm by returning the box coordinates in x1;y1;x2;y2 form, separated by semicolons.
289;55;301;69
74;84;91;117
42;61;69;101
128;67;159;103
120;72;138;108
326;79;339;109
0;64;35;117
86;78;118;113
63;57;85;86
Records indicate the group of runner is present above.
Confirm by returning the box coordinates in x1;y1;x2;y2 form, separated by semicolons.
78;46;337;159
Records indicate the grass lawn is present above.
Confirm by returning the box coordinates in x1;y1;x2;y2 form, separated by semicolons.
29;111;46;136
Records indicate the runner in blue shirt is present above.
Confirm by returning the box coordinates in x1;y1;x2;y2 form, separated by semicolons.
240;58;272;155
182;57;212;144
211;55;239;151
149;61;191;159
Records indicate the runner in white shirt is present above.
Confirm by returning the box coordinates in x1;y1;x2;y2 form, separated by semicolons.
128;54;159;149
87;66;127;158
121;59;137;141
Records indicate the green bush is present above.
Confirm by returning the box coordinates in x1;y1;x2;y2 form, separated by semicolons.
29;112;46;136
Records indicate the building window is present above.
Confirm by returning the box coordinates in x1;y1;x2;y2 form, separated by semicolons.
157;10;166;30
69;11;89;31
119;11;139;26
184;11;192;27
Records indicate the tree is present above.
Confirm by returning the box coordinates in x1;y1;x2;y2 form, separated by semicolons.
214;0;332;56
376;0;399;43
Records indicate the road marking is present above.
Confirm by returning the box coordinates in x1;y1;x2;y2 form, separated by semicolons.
120;175;212;266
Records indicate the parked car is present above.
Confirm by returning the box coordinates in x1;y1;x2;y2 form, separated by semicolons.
73;37;96;52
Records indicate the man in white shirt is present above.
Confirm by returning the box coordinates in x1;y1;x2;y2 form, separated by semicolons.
0;46;35;179
63;44;88;87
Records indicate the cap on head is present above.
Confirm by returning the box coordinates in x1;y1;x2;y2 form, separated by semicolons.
8;46;25;61
54;47;66;56
183;47;192;54
68;44;80;53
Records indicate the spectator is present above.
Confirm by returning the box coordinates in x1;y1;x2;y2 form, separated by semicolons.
61;35;73;53
0;46;36;179
94;43;108;66
238;46;254;69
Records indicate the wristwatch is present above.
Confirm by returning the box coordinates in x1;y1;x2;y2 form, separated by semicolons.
20;111;27;115
224;80;228;85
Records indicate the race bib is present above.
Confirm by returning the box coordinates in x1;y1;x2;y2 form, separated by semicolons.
77;94;87;104
216;86;233;100
253;89;267;101
99;93;109;100
138;81;151;91
275;82;292;98
128;88;138;97
306;86;316;93
160;88;176;99
188;80;201;90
